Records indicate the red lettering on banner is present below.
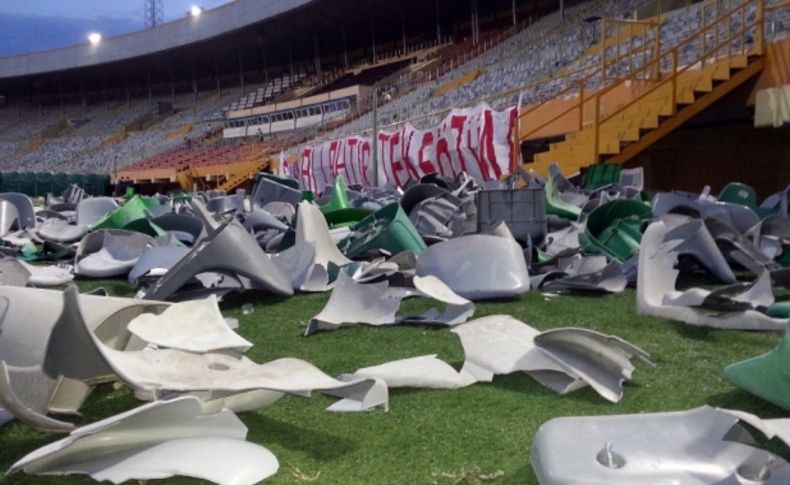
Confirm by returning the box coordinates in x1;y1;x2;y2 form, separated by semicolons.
329;141;340;176
360;140;371;186
345;138;359;184
402;128;420;181
480;110;502;179
418;131;435;175
450;115;468;176
466;129;489;181
388;131;406;187
300;148;313;191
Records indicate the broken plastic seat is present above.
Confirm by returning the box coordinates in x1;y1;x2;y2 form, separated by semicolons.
545;164;587;219
36;219;90;243
251;176;302;209
415;225;529;300
140;220;293;300
319;176;352;213
151;213;204;245
0;200;20;238
718;182;758;209
580;199;652;262
75;230;156;278
9;396;279;485
305;272;475;335
531;406;790;484
636;218;786;330
323;207;373;229
723;328;790;410
0;193;35;229
75;197;119;227
18;260;73;287
341;314;650;403
339;203;427;258
128;245;190;284
0;286;168;431
292;201;351;290
92;195;153;230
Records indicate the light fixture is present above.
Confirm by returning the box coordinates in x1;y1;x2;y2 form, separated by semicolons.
87;32;102;45
190;5;203;17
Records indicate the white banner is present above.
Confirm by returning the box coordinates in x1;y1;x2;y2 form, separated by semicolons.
292;103;517;193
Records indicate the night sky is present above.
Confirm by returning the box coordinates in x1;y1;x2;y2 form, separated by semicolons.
0;0;233;56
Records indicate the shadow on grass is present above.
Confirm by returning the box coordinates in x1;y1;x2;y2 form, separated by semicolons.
242;413;357;461
671;321;715;341
706;389;788;418
219;291;293;311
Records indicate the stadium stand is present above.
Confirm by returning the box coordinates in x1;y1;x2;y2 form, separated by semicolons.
0;0;787;194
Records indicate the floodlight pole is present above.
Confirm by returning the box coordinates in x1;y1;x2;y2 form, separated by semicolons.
371;90;379;187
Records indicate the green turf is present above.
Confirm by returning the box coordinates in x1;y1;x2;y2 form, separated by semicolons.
0;281;787;484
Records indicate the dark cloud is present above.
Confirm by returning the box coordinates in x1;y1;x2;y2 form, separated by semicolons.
0;13;143;56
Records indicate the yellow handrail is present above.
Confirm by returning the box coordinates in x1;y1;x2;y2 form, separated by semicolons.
519;17;662;140
586;0;763;162
521;0;764;164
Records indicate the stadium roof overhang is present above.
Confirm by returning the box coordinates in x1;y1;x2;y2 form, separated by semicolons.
0;0;564;100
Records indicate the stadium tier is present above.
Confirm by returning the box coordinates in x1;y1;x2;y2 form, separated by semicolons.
0;0;788;195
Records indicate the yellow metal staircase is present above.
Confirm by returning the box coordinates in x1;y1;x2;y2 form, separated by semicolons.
521;0;771;176
217;145;273;193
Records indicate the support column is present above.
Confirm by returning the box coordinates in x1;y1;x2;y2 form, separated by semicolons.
288;42;294;82
314;36;322;78
238;53;245;93
169;68;175;103
512;0;517;27
214;60;221;98
401;10;407;54
262;49;269;84
560;0;564;20
435;0;441;45
371;21;376;62
371;90;379;186
192;65;198;103
342;29;349;69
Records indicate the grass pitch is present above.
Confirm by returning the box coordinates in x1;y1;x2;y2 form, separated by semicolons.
0;279;785;484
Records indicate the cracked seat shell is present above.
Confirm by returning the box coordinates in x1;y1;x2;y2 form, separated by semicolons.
141;220;293;300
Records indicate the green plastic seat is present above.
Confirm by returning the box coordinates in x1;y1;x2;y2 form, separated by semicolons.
583;164;621;190
723;326;790;410
122;218;167;237
141;196;161;208
581;200;652;261
718;182;757;209
339;203;427;258
320;176;351;214
301;191;316;202
767;301;790;319
324;207;374;229
92;195;152;230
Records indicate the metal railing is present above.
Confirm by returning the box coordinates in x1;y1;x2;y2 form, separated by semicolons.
523;0;765;164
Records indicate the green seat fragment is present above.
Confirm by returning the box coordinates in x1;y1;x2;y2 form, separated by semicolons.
718;182;757;209
723;326;790;410
92;195;152;230
580;199;652;261
339;203;426;258
320;177;351;214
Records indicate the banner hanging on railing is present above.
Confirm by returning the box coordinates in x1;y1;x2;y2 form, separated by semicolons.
293;103;517;193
